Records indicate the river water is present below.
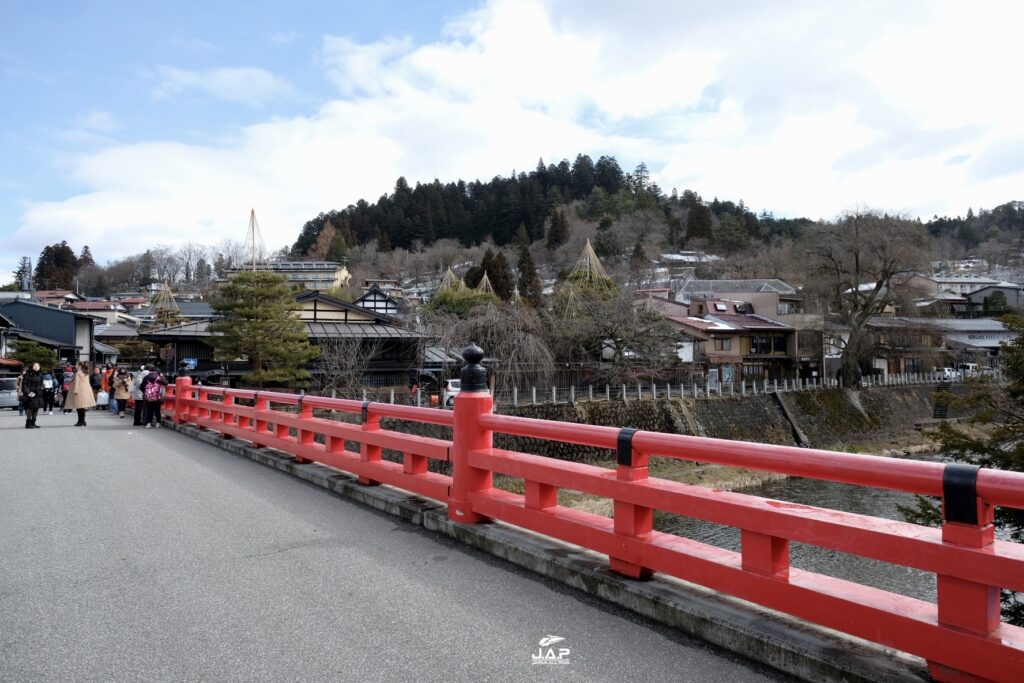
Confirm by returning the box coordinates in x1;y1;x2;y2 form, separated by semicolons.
657;453;951;602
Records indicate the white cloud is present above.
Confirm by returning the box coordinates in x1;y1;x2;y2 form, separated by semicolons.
269;30;299;46
151;66;293;107
76;109;119;133
9;0;1024;272
165;36;220;54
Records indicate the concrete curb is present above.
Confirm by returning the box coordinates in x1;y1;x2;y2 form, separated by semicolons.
166;422;932;683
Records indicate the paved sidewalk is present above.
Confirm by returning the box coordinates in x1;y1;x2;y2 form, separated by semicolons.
0;409;787;682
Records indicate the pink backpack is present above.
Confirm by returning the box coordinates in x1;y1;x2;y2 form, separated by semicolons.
144;376;164;402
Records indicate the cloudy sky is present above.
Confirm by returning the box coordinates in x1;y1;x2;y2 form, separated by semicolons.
2;0;1022;281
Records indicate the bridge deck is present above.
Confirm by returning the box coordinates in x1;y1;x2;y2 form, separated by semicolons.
0;410;785;682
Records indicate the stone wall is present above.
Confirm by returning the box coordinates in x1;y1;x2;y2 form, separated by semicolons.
778;385;955;450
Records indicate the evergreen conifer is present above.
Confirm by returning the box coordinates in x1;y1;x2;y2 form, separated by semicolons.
209;272;319;386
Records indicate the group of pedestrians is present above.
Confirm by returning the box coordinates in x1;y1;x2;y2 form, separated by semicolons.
15;362;168;429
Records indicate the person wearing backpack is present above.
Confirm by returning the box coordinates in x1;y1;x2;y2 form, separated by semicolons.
41;369;56;415
140;365;167;428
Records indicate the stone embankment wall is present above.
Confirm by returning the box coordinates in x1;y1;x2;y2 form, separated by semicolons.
779;385;962;451
371;384;950;461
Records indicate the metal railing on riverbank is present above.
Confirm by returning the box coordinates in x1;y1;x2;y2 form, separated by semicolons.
163;351;1023;682
489;369;977;406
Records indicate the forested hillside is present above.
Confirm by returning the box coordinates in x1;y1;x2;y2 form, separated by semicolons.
290;152;1024;263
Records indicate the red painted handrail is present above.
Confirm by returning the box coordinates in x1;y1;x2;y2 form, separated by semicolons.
165;378;1024;682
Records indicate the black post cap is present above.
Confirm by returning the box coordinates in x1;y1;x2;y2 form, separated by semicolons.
460;343;488;393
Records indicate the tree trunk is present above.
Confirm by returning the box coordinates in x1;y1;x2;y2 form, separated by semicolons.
839;349;862;388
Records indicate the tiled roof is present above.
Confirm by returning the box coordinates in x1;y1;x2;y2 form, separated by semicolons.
140;319;422;340
71;301;124;310
304;322;422;339
134;301;216;318
95;323;139;338
678;279;797;295
708;313;793;331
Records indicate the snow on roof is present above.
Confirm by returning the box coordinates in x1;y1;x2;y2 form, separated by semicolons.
680;279;796;295
658;252;723;263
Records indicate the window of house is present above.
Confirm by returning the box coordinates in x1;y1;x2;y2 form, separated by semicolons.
742;363;766;380
751;336;771;354
713;337;732;351
773;336;787;354
714;303;727;312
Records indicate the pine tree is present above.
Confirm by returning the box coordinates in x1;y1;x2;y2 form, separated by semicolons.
593;230;623;259
9;339;58;369
195;258;212;287
209;272;319;386
79;246;95;268
546;209;569;250
464;264;484;289
517;244;544;306
631;162;650;194
630;240;647;268
686;204;714;241
566;239;616;297
487;251;513;301
13;257;31;290
326;232;348;262
571;154;595;199
716;213;750;252
150;282;183;329
594;156;624;194
476;272;495;296
34;241;79;290
515;223;530;248
439;267;465;292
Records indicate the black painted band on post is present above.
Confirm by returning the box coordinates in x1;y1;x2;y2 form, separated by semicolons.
618;428;639;466
296;395;305;414
943;463;980;525
361;401;371;424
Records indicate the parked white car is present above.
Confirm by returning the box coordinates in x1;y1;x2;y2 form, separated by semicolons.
0;377;19;409
443;379;461;406
939;367;962;381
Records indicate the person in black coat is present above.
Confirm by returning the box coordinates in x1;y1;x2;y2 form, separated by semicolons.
21;362;45;429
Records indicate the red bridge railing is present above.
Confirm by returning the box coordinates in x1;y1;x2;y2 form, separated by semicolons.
163;347;1024;682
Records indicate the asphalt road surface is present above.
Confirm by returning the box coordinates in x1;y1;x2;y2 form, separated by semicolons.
0;409;788;682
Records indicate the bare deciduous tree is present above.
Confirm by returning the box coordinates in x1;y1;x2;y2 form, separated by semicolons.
807;209;929;387
177;242;207;283
313;337;384;396
151;245;184;283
